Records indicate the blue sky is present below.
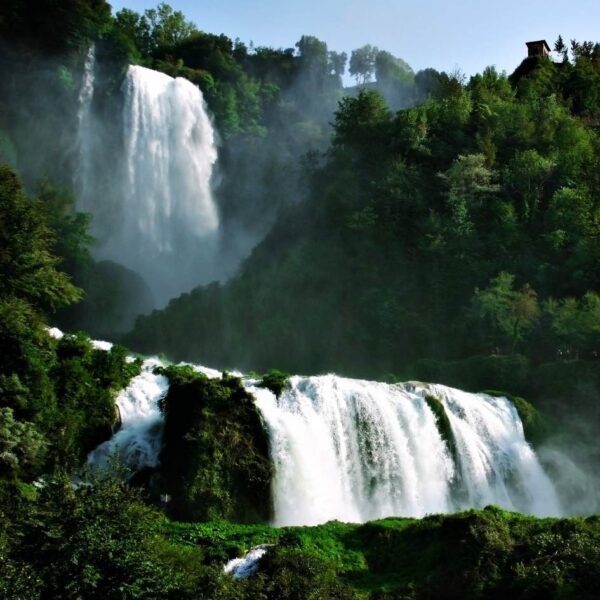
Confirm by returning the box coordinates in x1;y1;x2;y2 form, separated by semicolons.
110;0;600;79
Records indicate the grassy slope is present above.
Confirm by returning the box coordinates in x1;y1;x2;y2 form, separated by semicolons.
164;507;600;598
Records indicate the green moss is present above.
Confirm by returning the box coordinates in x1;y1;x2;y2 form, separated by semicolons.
158;372;273;523
16;481;38;501
424;394;457;462
154;363;202;386
259;369;290;397
482;390;550;446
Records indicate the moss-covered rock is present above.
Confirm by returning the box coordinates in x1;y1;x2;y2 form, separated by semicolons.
424;394;457;463
157;367;273;523
425;394;456;455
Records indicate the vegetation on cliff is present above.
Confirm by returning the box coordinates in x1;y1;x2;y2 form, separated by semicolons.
157;366;273;523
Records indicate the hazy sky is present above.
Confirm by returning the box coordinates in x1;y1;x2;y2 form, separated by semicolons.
110;0;600;78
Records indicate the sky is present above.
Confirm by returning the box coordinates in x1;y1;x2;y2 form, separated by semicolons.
109;0;600;79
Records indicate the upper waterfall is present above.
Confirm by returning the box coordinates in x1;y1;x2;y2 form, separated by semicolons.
76;61;219;305
121;66;219;252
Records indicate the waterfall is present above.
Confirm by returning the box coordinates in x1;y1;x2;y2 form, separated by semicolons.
120;65;218;259
87;352;562;524
76;61;219;305
87;359;168;472
224;547;270;579
87;357;222;472
249;376;562;526
76;46;96;201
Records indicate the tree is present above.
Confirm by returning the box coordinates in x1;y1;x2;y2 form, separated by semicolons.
505;150;554;223
0;166;81;313
472;272;540;352
36;180;93;285
0;408;46;480
145;2;198;49
14;472;204;598
349;45;379;85
375;50;413;84
442;154;499;238
0;0;111;52
296;35;328;72
328;51;348;78
555;35;569;63
333;89;391;149
114;2;197;56
415;68;444;99
546;292;600;356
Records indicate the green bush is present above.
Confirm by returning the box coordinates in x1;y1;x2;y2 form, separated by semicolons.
259;369;291;397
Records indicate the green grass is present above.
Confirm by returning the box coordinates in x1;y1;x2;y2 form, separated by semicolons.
163;508;600;598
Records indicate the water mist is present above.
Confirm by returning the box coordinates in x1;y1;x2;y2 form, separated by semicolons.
77;58;219;305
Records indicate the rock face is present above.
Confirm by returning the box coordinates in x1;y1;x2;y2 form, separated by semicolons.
157;368;273;523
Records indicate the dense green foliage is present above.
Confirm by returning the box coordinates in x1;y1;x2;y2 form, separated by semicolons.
3;480;599;599
167;507;600;599
0;165;141;476
259;369;291;397
0;473;215;599
156;366;273;523
128;49;600;439
0;166;82;313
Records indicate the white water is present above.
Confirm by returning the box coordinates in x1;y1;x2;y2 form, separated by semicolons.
76;46;96;196
48;328;167;472
86;355;223;472
224;546;270;579
76;60;219;304
87;359;168;472
81;337;562;524
120;65;218;256
250;376;562;526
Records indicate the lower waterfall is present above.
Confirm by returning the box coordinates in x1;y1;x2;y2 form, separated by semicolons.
87;359;168;472
86;348;562;525
86;357;222;472
249;376;562;526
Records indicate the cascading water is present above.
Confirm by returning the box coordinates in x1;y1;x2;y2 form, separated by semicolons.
87;359;168;472
249;376;562;526
76;60;219;305
224;547;270;579
120;65;218;260
76;46;96;195
88;355;562;525
87;356;222;472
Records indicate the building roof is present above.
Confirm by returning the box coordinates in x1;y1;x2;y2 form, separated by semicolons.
526;40;551;52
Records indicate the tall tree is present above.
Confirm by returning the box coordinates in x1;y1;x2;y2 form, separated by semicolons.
0;166;81;313
350;45;379;85
472;273;540;352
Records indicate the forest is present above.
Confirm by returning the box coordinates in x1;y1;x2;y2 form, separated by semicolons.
1;1;599;598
